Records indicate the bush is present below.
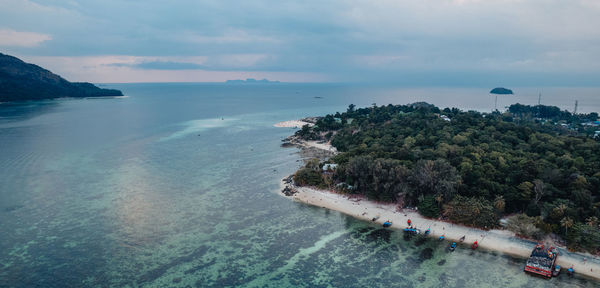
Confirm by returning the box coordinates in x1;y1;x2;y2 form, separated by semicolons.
566;223;600;253
294;168;324;187
418;195;440;218
443;196;498;229
505;214;544;239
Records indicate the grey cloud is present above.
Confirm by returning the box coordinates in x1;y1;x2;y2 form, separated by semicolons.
1;0;599;85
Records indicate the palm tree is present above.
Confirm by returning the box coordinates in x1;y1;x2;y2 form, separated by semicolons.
494;195;505;213
560;216;574;248
586;216;598;228
557;204;567;215
551;203;567;219
435;193;443;209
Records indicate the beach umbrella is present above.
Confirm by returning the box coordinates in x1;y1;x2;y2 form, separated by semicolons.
490;87;513;111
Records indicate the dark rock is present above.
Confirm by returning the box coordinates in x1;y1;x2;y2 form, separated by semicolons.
365;228;392;243
281;185;297;196
415;236;428;246
4;204;24;212
420;248;434;260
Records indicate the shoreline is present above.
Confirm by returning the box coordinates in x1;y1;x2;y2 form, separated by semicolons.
282;181;600;281
275;119;600;282
273;120;314;128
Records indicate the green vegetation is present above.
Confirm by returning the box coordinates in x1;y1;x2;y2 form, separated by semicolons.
505;214;544;240
490;87;513;94
0;52;122;102
293;102;600;253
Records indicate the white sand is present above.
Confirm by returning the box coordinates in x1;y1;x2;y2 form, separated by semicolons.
300;140;338;153
281;183;600;281
274;119;337;153
274;120;314;128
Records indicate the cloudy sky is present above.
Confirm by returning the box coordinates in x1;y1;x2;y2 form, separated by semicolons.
1;0;599;85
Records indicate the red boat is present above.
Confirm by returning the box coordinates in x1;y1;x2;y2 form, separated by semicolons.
524;244;558;278
471;241;478;249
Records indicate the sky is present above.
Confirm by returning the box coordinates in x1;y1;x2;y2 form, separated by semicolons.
1;0;599;85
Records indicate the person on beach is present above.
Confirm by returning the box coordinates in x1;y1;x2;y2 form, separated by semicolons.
407;219;412;226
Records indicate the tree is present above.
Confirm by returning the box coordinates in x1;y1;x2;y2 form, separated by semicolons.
533;179;546;206
347;104;356;113
345;155;374;195
435;193;444;209
371;158;410;202
517;181;534;201
443;196;498;229
294;159;325;187
506;214;543;239
567;223;600;253
550;203;567;220
561;216;574;247
305;158;321;171
418;195;440;218
299;102;600;252
586;216;599;228
410;159;459;202
294;168;324;187
494;195;506;213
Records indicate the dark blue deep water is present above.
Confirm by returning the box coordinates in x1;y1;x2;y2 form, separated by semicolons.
1;83;599;287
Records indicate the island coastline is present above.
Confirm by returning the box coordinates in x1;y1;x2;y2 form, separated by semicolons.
276;118;600;282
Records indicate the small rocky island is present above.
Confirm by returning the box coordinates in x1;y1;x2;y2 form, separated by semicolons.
0;52;123;102
490;87;513;94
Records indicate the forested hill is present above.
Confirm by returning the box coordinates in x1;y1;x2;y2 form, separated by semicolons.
0;52;122;102
293;103;600;252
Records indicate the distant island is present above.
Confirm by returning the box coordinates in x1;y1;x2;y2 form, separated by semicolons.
225;78;280;84
0;52;123;102
490;87;514;94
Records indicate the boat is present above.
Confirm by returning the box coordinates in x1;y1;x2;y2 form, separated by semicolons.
524;244;558;278
471;241;478;250
403;227;420;235
424;228;430;235
567;266;574;277
459;235;465;242
552;265;561;277
448;242;457;252
383;221;392;228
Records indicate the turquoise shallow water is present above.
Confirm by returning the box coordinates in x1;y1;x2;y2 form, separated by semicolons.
0;83;598;287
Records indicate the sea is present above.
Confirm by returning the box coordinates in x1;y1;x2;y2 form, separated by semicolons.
1;83;599;288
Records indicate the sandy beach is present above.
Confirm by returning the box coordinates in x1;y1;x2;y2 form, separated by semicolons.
275;119;338;155
274;120;314;128
284;184;600;281
276;119;600;281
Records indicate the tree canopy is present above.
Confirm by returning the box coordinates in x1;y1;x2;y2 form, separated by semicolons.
293;102;600;252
